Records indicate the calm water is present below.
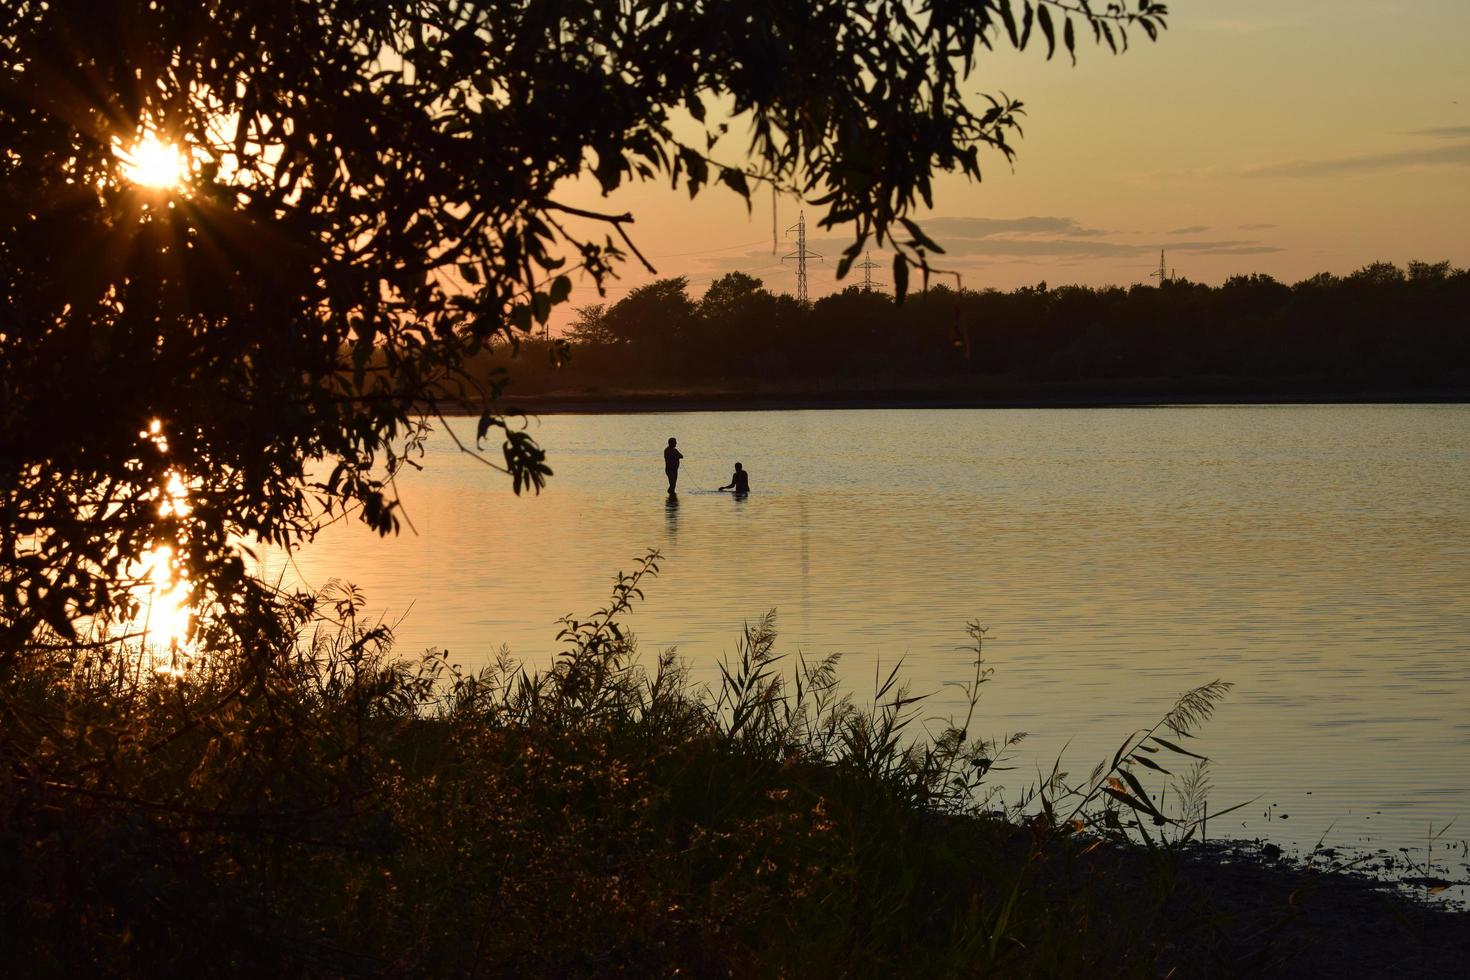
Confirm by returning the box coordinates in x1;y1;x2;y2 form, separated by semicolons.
263;406;1470;863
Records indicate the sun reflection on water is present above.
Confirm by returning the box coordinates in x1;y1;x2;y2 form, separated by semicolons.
128;419;197;674
134;543;194;674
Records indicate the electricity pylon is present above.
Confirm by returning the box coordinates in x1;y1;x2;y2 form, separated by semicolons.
857;251;887;293
782;210;822;303
1150;249;1169;286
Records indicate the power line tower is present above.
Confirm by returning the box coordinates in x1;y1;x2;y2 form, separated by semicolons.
1150;249;1169;286
782;210;822;303
857;251;887;293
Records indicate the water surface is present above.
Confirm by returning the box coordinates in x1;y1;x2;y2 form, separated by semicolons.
264;406;1470;863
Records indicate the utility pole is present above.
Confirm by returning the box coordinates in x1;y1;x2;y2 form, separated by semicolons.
1150;249;1169;286
857;251;887;293
782;210;822;304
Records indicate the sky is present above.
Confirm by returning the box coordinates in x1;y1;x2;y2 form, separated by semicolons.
555;0;1470;317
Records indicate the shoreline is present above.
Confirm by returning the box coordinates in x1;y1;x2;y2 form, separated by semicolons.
1064;832;1469;975
449;387;1470;415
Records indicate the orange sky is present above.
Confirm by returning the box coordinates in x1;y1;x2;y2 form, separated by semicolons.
556;0;1469;317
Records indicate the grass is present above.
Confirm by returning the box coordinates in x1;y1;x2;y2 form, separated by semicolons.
0;552;1457;976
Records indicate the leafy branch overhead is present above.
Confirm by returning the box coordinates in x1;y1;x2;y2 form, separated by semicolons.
0;0;1165;647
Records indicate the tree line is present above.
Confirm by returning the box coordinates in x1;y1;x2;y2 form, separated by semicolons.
494;260;1470;399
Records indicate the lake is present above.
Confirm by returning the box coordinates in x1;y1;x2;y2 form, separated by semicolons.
262;405;1470;864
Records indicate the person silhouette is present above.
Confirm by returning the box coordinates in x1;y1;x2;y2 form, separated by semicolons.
663;437;683;494
719;462;749;495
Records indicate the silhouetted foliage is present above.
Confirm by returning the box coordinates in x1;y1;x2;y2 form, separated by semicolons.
494;261;1470;399
601;276;699;352
9;560;1458;976
0;559;1258;976
0;0;1167;647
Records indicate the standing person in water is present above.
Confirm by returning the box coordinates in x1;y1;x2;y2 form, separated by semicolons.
719;462;750;495
663;437;683;494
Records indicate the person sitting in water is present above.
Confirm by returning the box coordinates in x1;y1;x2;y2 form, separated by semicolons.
719;462;750;494
663;437;683;493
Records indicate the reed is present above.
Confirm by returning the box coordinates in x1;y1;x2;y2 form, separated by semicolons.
0;550;1328;976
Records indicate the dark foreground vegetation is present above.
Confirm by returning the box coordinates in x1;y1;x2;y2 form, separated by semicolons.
488;261;1470;406
4;557;1465;977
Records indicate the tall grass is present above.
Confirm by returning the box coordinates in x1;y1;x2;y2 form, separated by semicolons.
1;551;1242;976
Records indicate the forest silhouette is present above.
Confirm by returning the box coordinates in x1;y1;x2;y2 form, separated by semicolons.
493;260;1470;402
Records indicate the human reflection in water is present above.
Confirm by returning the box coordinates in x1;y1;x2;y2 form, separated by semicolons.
664;491;679;539
718;462;750;496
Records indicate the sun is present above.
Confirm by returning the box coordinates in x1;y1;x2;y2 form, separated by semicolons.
115;133;190;191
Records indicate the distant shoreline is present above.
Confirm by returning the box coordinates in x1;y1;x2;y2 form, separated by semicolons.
443;387;1470;415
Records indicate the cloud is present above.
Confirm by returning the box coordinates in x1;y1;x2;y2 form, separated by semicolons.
1175;243;1283;256
1146;128;1470;183
917;216;1109;238
808;235;1279;261
1245;141;1470;178
925;237;1142;258
1403;126;1470;140
693;215;1281;278
1239;223;1276;230
912;224;1280;259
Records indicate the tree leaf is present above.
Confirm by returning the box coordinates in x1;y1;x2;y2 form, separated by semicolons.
718;167;750;199
999;1;1019;47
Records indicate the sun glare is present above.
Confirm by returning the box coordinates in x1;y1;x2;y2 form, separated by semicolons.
115;133;190;191
120;419;199;673
136;543;195;674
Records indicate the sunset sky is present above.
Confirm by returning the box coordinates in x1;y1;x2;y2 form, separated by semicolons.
560;0;1469;312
